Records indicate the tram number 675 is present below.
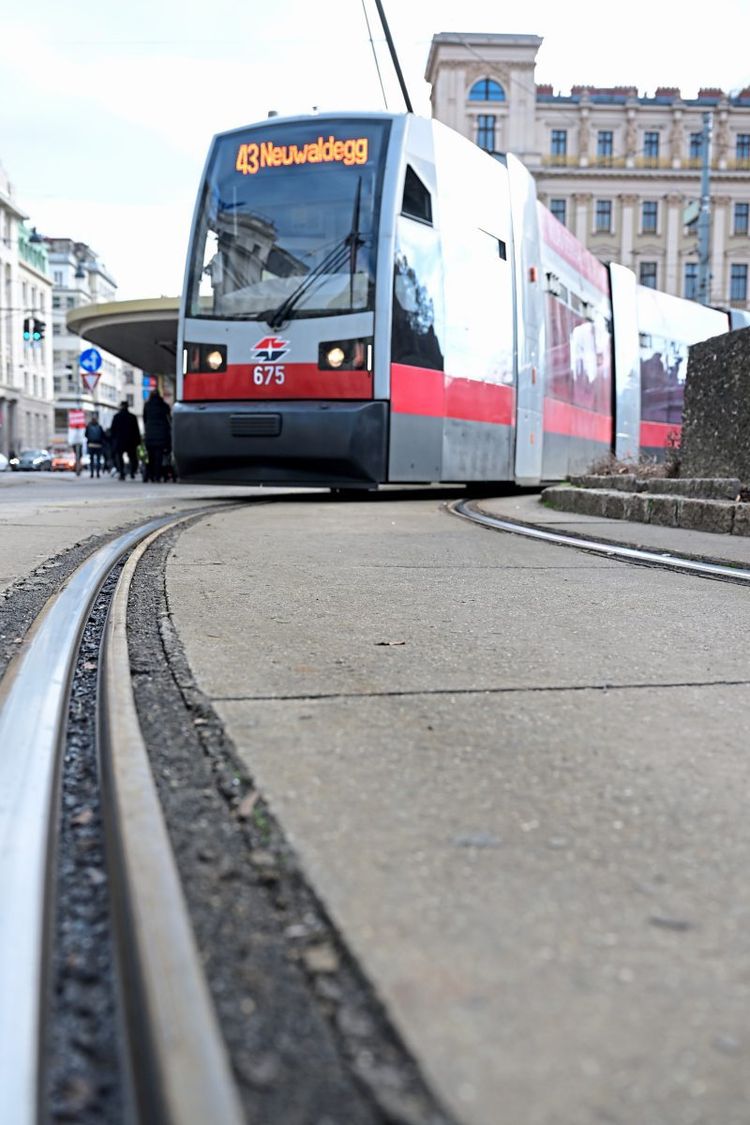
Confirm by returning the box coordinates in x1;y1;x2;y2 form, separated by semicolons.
253;364;285;386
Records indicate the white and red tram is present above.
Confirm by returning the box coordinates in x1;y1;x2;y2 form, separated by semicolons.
173;112;748;486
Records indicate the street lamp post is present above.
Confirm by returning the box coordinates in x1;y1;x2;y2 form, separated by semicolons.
697;112;713;306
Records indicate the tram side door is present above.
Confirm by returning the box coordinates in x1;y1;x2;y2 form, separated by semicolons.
507;155;545;484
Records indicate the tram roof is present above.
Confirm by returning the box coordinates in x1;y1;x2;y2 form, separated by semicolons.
66;297;179;375
212;109;405;140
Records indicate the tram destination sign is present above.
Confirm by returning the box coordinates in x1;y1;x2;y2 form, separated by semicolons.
235;134;369;176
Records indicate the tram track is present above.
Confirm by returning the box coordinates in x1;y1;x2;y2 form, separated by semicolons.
0;494;457;1125
454;498;750;586
0;510;243;1125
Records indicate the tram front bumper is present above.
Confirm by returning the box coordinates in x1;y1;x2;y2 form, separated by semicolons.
173;400;388;487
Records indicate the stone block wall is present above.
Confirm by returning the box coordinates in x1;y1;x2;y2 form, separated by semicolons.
681;327;750;480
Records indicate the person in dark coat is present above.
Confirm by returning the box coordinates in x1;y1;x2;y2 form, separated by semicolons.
84;413;105;478
143;388;172;482
109;400;141;480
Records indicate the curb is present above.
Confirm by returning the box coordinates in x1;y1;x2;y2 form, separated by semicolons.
544;483;750;537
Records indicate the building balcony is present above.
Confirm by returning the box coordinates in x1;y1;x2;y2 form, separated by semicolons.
539;153;750;173
633;156;673;169
590;156;627;168
543;154;579;167
541;154;628;169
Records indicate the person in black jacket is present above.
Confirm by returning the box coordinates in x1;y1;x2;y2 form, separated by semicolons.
84;413;105;478
109;400;141;480
143;388;172;482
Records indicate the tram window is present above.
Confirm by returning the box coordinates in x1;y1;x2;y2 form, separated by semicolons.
391;217;444;370
401;166;432;225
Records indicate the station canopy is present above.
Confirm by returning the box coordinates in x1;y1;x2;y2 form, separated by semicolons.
66;297;180;376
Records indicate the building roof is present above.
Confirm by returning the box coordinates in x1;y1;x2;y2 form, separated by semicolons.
425;32;543;82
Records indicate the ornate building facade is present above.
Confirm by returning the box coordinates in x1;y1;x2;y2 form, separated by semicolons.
0;164;54;457
426;33;750;309
46;237;144;441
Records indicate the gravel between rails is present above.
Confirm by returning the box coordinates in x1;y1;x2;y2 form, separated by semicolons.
45;567;125;1124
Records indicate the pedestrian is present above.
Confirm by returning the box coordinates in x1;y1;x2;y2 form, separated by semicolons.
101;427;114;473
109;400;141;480
143;388;172;482
84;413;105;478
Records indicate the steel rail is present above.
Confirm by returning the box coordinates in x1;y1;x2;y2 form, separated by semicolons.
453;499;750;585
0;513;194;1125
99;526;244;1125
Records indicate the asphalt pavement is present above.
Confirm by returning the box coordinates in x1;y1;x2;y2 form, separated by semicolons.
4;475;750;1124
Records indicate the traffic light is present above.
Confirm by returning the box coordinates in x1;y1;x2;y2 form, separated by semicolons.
22;316;45;343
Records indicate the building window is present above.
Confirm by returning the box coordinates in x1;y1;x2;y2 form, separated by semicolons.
640;262;657;288
736;134;750;161
642;200;658;233
597;131;614;161
734;203;749;235
730;263;748;301
689;132;703;160
476;114;496;152
551;129;567;157
468;78;505;102
644;131;660;160
550;198;567;225
594;199;612;232
53;270;63;285
684;262;698;300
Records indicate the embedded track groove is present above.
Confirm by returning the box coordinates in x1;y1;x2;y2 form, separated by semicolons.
0;510;242;1125
453;498;750;585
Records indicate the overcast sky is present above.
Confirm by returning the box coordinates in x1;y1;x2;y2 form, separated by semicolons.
2;0;748;299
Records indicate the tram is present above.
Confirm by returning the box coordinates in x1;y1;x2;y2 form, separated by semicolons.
173;112;748;486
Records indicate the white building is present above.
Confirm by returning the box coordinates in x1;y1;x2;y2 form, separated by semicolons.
426;33;750;309
0;163;54;456
47;237;144;441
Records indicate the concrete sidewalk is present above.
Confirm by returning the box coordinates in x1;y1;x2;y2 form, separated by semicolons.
166;495;750;1125
476;490;750;569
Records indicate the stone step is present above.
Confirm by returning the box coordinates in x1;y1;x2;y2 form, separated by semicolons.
569;475;742;500
543;484;750;536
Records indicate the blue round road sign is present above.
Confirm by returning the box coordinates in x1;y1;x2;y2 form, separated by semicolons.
80;347;102;373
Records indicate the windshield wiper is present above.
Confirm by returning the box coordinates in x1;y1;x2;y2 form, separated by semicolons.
265;178;365;330
348;177;363;311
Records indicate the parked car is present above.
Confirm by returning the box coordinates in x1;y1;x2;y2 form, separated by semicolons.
10;449;52;471
51;448;77;472
0;453;9;472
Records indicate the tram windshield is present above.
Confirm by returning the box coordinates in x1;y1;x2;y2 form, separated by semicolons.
187;119;390;323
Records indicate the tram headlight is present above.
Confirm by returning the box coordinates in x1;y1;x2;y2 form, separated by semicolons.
185;343;227;374
318;338;372;371
326;346;346;369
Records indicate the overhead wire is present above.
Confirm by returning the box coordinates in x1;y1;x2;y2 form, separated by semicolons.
360;0;388;110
